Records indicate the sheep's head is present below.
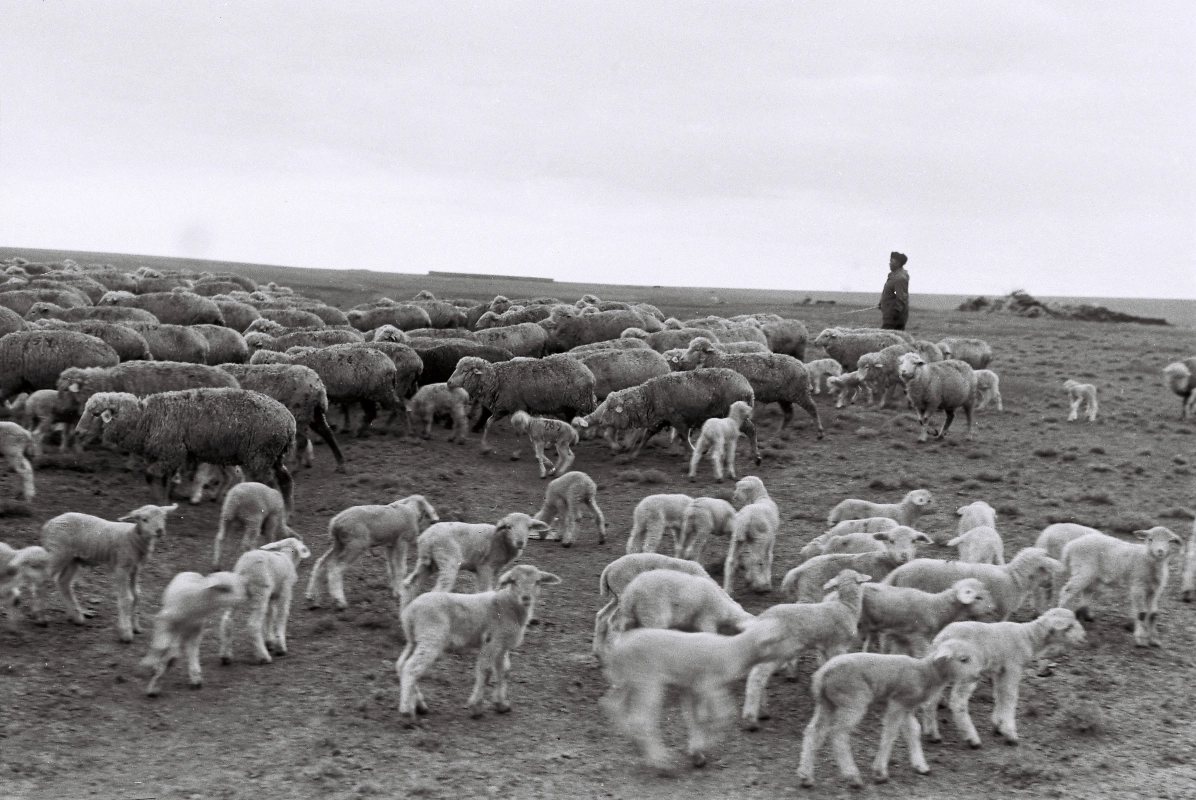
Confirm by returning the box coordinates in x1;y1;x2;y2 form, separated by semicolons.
951;578;997;619
813;328;840;348
821;568;872;593
929;638;984;683
497;564;562;608
260;537;312;564
495;512;547;554
903;489;935;512
1135;527;1184;560
488;295;511;314
897;352;926;381
728;400;753;424
620;327;648;340
732;476;768;507
574;389;632;430
1162;361;1194;395
734;533;772;593
76;391;141;438
446;356;492;392
394;494;439;526
24;302;62;321
1039;607;1087;648
683;337;719;368
413;290;436;301
874;526;933;564
98;290;134;306
373;324;407;343
243;332;277;352
119;503;179;538
509;410;532;434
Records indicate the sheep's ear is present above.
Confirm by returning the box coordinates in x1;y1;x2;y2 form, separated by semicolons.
497;571;517;588
536;571;562;585
1169;532;1184;546
1134;530;1149;540
914;531;935;544
68;382;79;393
100;409;114;423
162;504;179;514
855;574;873;583
946;535;963;547
956;585;979;604
871;532;890;541
529;520;550;532
821;577;840;591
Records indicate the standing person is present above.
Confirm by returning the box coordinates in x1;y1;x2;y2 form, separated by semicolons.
879;251;909;330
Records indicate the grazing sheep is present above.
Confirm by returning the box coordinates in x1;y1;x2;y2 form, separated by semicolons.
1063;379;1098;422
0;421;37;500
212;482;297;570
626;494;693;554
826;370;872;408
741;569;872;730
570;347;671;401
473;305;553;330
858;578;996;656
140;571;246;696
346;303;432;332
191;324;250;365
898;354;978;442
1058;527;1183;646
409;339;514;386
796;638;984;788
470;322;548;358
1162;358;1196;419
974;369;1003;411
532;471;606;547
244;328;365;353
923;608;1087;748
41;504;179;641
936;337;993;369
687;400;757;482
214;299;261;332
592;554;713;655
405;382;470;443
396;564;561;722
947;526;1005;565
0;544;52;626
218;538;310;665
828;489;935;528
57;361;241;427
677;497;737;562
724;476;781;595
104;290;224;326
805;358;844;395
258;307;326;329
813;327;910;371
75;389;296;511
26;301;159;326
612;568;755;642
0;330;120;403
127;322;210;363
509;411;579;479
956;500;997;537
306;495;439;610
408;299;468;329
783;527;934;603
27;318;153;361
400;512;549;608
539;308;661;353
621;326;717;353
601;620;789;772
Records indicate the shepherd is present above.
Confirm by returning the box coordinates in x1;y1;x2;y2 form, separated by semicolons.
880;251;909;331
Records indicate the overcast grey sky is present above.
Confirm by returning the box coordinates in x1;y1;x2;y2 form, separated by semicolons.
1;2;1192;297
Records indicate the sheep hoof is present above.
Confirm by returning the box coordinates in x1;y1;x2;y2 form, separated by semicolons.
145;689;160;698
401;715;420;729
561;542;572;549
495;702;511;714
798;776;814;788
969;740;983;749
743;719;760;732
1003;738;1018;747
1183;593;1193;603
221;655;232;666
690;752;706;768
81;609;98;620
872;773;889;784
469;708;485;719
189;681;203;690
528;618;541;626
119;634;134;644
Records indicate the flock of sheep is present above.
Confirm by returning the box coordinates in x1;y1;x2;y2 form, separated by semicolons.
0;255;1195;789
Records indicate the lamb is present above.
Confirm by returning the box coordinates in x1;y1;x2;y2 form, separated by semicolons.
625;493;693;554
41;504;179;641
400;512;550;608
212;482;297;569
0;543;52;626
677;497;737;562
601;620;789;772
1162;358;1196;419
936;337;993;369
826;370;872;408
396;564;561;722
1034;522;1101;606
75;389;296;511
611;568;755;641
828;489;935;528
570;347;671;401
218;537;310;665
813;327;910;371
0;329;120;403
947;526;1005;565
956;500;997;536
1063;379;1098;422
592;554;713;655
1057;527;1183;646
783;527;934;603
857;578;996;656
974;369;1004;411
687;400;757;482
446;355;597;453
103;290;224;326
741;569;872;730
0;421;37;500
531;470;606;547
306;495;439;609
883;547;1064;622
805;358;844;395
798;531;887;562
922;608;1087;748
405;382;471;443
509;411;579;479
796;638;984;788
898;353;978;442
818;517;901;539
724;476;780;595
1183;519;1196;603
140;571;246;696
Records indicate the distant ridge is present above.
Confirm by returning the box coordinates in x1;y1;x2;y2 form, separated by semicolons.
427;270;554;283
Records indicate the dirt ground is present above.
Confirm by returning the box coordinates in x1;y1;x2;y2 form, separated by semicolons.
2;284;1195;800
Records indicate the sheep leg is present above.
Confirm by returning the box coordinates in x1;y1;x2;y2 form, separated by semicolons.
722;539;739;595
1056;574;1093;620
641;520;666;555
947;678;983;747
490;645;514;713
903;711;931;774
1067;398;1080;422
432;562;462;594
921;687;945;743
680;691;707;767
777;400;794;429
479;412;507;453
183;630;205;688
915;411;932;443
532;441;551;479
218;608;236;664
794;393;824;438
143;648;175;697
7;452;34;501
937;408;956;438
586;497;606;544
593;601;617;656
386;543;409;600
871;704;908;782
741;661;779;730
725;436;738;480
272;462;294;514
353;400;378;438
129;564;144;634
115;577;136;643
624;683;673;773
553;442;574;476
991;670;1021;744
1182;538;1196;602
245;592;272;663
962;404;975;439
55;562;91;623
272;591;291;656
309;408;345;472
304;547;332;606
398;641;440;722
710;442;725;482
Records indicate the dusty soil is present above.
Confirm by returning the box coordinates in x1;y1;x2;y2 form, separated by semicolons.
2;284;1195;800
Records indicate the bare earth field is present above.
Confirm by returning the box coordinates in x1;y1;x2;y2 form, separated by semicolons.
1;255;1195;800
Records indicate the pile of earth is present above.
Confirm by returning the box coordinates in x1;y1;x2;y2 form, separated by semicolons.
958;289;1168;325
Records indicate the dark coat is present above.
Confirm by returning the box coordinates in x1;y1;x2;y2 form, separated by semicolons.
880;268;909;330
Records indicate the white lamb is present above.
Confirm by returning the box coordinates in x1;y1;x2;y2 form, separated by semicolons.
612;568;755;640
625;493;692;554
724;476;780;595
219;537;310;665
973;369;1003;411
1183;518;1196;603
1057;527;1183;647
857;578;996;656
41;504;179;641
826;371;871;408
592;554;713;655
827;489;934;529
1162;359;1196;419
676;497;737;562
140;571;246;696
687;400;756;482
406;383;470;443
798;531;887;562
212;482;296;570
531;470;606;547
800;518;901;561
1063;379;1098;422
1033;522;1101;610
783;526;933;603
947;526;1005;566
955;500;997;536
805;358;844;395
510;410;579;479
0;421;37;501
0;543;51;626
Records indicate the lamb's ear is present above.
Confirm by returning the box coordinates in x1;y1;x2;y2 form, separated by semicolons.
871;532;891;542
161;504;179;514
946;535;963;547
497;570;518;589
529;520;550;532
536;571;562;585
956;585;979;604
855;574;873;583
913;531;935;544
1134;530;1149;540
821;576;840;591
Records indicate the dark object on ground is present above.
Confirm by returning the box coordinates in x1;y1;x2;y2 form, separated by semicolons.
958;290;1168;325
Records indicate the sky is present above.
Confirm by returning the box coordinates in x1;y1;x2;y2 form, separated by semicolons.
1;2;1192;298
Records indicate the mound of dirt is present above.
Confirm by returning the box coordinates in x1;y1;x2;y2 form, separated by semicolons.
958;289;1168;325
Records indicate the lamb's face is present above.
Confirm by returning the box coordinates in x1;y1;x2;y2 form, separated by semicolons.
498;564;560;607
1043;608;1087;647
931;638;984;683
740;544;772;593
907;490;934;510
732;476;766;506
1136;527;1183;559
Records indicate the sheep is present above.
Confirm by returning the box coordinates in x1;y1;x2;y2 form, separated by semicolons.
922;608;1087;748
687;400;757;482
0;421;37;500
192;324;249;364
856;343;917;408
27;318;153;361
244;328;365;352
883;547;1064;622
955;500;996;536
125;322;210;363
898;353;979;442
947;526;1005;565
306;495;439;609
104;290;224;326
396;564;561;722
140;571;246;696
0;287;91;315
825;370;872;408
674;337;823;436
612;568;755;642
1034;523;1101;609
409;339;513;386
134;274;192;294
400;512;549;608
211;482;297;569
626;493;693;554
216;363;344;471
912;339;945;362
57;361;241;426
828;489;935;528
570;347;671;401
573;368;756;460
744;315;809;359
347;303;433;332
858;578;996;656
1057;527;1183;647
218;537;310;665
405;382;470;443
796;638;984;788
798;531;887;562
1063;379;1098;422
258;307;326;329
473;304;553;329
974;369;1004;411
1162;358;1196;419
470;322;547;358
447;355;596;453
0;543;52;626
813;327;910;371
601;620;789;772
621;326;715;353
210;299;259;332
724;476;780;595
592;554;713;654
677;497;737;562
539;308;661;353
568;337;652;354
936;337;993;369
819;517;901;539
370;323;409;343
681;316;768;346
0;305;24;336
0;330;120;403
509;411;579;478
41;504;179;641
75;389;296;511
531;470;606;547
408;327;474;341
741;569;873;730
26;300;157;326
805;358;844;395
408;299;468;328
783;527;934;603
